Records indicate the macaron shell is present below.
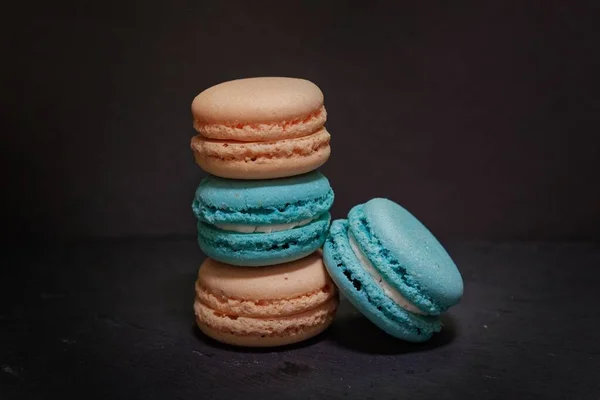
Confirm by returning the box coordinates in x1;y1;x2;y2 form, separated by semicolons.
192;171;334;225
199;253;332;300
196;213;331;266
195;297;337;347
323;219;441;342
192;77;325;141
352;198;463;312
348;205;437;314
192;140;330;180
190;128;331;180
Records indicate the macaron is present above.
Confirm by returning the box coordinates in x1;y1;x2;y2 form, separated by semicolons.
194;253;339;347
190;77;331;179
192;171;334;266
323;198;463;342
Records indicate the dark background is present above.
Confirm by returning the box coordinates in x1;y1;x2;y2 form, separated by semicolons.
2;2;600;399
3;0;599;241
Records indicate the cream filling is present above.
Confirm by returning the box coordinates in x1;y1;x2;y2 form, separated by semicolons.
215;218;313;233
348;233;426;315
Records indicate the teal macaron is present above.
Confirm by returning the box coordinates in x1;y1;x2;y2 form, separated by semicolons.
323;198;463;342
192;171;334;266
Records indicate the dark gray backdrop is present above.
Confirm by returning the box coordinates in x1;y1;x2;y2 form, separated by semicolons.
3;1;599;240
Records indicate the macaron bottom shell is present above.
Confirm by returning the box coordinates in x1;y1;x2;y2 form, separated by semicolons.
323;219;441;342
197;213;331;266
347;198;463;313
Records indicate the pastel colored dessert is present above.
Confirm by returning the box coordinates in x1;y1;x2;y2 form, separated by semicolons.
192;171;334;266
190;77;331;179
323;198;463;342
194;253;339;347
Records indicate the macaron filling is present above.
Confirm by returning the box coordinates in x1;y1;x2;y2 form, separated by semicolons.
196;281;335;317
191;128;331;162
214;217;314;233
193;189;334;225
198;216;329;252
193;106;327;141
194;296;338;338
347;233;426;315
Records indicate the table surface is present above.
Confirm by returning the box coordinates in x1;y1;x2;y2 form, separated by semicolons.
1;239;599;399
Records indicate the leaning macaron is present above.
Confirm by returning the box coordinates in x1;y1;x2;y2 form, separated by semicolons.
194;253;339;347
190;77;331;179
192;171;334;266
323;198;463;342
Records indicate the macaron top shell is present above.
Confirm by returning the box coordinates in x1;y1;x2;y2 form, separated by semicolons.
192;77;326;141
198;252;333;301
192;171;334;224
348;198;463;313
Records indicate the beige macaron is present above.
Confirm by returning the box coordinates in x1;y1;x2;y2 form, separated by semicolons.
194;252;338;347
190;77;331;179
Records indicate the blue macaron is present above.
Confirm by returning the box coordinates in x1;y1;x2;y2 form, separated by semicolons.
323;198;463;342
192;171;334;266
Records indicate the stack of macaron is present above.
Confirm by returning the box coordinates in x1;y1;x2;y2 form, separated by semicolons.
190;77;464;348
190;77;339;347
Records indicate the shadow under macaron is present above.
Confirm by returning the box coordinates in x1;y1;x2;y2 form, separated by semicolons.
192;324;332;354
328;298;458;355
